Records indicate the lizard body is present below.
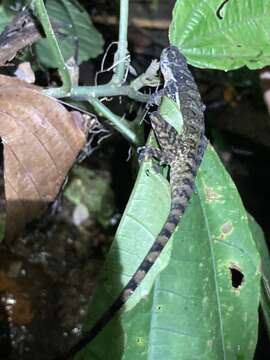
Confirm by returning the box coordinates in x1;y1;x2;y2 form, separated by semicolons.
56;46;207;359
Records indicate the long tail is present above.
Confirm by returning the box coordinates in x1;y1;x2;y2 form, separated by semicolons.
54;160;198;360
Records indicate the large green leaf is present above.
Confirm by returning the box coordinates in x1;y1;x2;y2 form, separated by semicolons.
0;3;16;33
76;145;260;360
170;0;270;70
75;134;174;360
249;215;270;340
35;0;104;67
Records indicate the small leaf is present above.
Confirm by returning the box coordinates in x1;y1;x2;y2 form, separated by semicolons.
159;96;183;134
170;0;270;70
35;0;104;67
0;75;87;243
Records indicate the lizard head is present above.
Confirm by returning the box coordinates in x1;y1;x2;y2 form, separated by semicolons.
160;46;188;82
161;46;186;64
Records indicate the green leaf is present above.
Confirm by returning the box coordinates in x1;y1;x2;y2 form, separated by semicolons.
159;96;183;134
35;0;104;68
77;145;260;360
0;3;16;33
169;0;270;70
249;215;270;340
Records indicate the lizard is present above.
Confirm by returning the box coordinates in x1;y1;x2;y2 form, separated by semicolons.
54;45;207;360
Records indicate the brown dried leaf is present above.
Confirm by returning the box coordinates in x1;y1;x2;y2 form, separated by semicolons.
0;75;87;243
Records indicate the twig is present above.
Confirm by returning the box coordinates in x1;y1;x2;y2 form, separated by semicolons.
88;96;140;145
95;42;118;85
0;2;152;145
44;83;148;103
31;0;72;92
131;59;160;90
111;0;129;84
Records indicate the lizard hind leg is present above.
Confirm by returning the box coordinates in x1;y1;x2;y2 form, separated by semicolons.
150;111;180;159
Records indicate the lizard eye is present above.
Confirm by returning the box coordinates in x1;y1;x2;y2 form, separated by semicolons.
169;50;178;62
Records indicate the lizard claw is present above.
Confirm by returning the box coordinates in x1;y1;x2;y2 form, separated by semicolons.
146;88;166;109
146;93;161;109
137;146;145;154
146;97;155;110
137;146;147;163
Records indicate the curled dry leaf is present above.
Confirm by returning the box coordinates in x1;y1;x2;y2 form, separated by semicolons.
0;75;88;243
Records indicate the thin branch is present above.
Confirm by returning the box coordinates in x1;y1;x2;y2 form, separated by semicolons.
43;49;160;103
88;96;140;146
43;83;148;103
0;3;151;146
131;59;160;90
111;0;129;84
31;0;72;92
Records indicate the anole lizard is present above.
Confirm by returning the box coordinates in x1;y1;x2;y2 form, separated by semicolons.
55;45;207;360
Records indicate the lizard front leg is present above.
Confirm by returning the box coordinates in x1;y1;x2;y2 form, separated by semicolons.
137;145;171;166
146;80;179;108
146;90;165;109
137;145;162;162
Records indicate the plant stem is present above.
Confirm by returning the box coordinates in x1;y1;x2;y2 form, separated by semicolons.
43;84;148;103
36;0;143;146
111;0;129;84
31;0;72;92
88;96;140;146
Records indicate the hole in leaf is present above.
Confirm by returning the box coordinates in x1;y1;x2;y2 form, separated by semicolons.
145;169;150;176
229;266;244;288
136;337;144;346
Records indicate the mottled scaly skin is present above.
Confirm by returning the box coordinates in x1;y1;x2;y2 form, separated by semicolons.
55;46;207;360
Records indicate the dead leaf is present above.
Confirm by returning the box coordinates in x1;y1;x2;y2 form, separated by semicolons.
14;62;36;83
0;75;87;243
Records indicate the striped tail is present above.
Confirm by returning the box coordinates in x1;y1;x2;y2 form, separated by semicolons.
54;161;198;360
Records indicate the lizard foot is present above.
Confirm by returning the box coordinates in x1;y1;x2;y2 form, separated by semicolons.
137;145;162;163
146;91;164;109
